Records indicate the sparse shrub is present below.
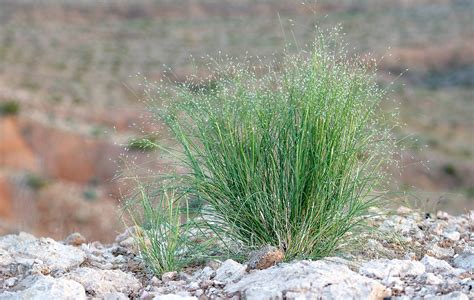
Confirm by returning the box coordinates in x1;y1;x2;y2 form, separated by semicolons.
442;163;457;177
0;100;20;116
25;173;47;191
135;29;396;263
83;188;97;201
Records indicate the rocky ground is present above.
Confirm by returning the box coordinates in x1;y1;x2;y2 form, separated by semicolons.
0;207;472;300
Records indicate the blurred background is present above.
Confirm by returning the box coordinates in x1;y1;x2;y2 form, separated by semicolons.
0;0;472;242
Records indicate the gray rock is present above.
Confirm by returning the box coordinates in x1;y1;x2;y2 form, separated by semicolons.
425;291;469;300
214;259;247;284
153;295;197;300
423;273;443;285
427;244;455;258
226;260;389;300
0;275;86;300
453;252;474;271
0;233;85;273
421;255;454;273
192;266;215;282
0;248;15;267
443;231;461;241
103;292;129;300
65;267;141;297
360;259;425;279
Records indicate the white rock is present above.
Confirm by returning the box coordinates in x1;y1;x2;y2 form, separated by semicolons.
214;259;247;284
65;267;141;297
103;292;129;300
0;275;86;300
427;244;455;258
421;255;454;273
453;252;474;271
4;277;16;287
0;248;14;267
436;211;450;220
153;295;197;300
226;260;389;300
424;273;443;285
397;206;413;215
0;233;85;272
379;216;421;235
404;286;415;296
425;291;469;300
383;276;403;286
360;259;425;279
443;231;461;241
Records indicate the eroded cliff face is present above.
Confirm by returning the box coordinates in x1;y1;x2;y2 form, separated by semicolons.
0;207;472;299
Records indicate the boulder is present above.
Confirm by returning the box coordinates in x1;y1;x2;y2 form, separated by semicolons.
359;259;425;279
421;255;454;273
0;233;85;273
0;275;86;299
226;260;389;300
453;252;474;271
214;259;247;284
65;267;141;297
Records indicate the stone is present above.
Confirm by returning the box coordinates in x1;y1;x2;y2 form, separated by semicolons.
64;232;86;246
397;206;413;215
421;255;454;273
360;259;425;279
247;245;284;270
443;231;461;241
0;248;14;267
162;271;179;283
226;260;389;300
206;259;222;270
453;252;474;271
0;275;86;299
103;292;129;300
214;259;247;284
425;291;469;300
153;295;197;300
0;233;85;272
427;244;455;258
424;273;443;285
4;277;16;287
192;266;215;282
65;267;141;297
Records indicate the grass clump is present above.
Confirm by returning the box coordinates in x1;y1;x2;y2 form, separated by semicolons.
124;184;213;275
138;30;396;262
0;100;20;116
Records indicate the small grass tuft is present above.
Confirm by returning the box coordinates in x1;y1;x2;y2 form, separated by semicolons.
25;173;48;191
0;100;20;116
124;184;214;275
